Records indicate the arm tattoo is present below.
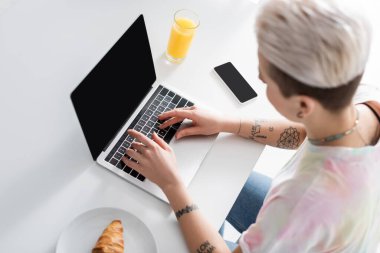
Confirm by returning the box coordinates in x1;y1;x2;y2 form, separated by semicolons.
277;127;300;149
249;120;267;140
196;241;216;253
175;204;199;219
269;126;274;132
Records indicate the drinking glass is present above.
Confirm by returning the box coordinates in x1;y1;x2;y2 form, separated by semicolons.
165;9;200;63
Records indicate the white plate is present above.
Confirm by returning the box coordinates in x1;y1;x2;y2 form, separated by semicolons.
56;207;158;253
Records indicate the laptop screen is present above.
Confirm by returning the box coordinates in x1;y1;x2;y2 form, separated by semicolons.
71;15;156;160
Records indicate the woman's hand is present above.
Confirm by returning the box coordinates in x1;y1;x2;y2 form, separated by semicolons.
158;106;225;139
121;129;183;192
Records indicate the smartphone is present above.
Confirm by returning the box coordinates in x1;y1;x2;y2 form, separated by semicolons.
214;62;258;103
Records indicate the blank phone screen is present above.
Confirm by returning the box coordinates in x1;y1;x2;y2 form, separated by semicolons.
214;62;257;103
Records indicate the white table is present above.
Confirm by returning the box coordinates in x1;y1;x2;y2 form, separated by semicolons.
1;0;378;252
0;1;270;251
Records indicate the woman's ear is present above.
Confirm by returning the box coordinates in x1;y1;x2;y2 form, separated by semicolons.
295;95;316;119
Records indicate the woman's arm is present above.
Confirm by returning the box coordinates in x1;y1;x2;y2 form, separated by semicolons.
121;130;238;253
159;107;307;150
221;117;307;150
164;184;233;253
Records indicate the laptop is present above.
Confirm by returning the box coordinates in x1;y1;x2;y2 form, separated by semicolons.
70;14;217;203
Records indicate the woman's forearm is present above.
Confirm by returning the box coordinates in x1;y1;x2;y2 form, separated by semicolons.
220;116;306;149
164;185;231;253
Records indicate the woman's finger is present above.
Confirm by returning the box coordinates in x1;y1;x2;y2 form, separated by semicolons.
121;156;144;174
152;132;171;151
158;107;194;121
131;142;147;154
125;148;144;163
128;129;156;148
159;117;184;129
176;126;202;139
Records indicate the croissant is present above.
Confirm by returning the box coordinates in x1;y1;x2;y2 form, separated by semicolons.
92;219;124;253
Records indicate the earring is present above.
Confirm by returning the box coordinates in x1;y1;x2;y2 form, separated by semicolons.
297;111;303;119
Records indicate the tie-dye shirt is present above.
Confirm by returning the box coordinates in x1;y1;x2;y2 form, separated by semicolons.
239;84;380;253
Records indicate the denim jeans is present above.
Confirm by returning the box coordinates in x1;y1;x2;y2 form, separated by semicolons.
220;171;272;250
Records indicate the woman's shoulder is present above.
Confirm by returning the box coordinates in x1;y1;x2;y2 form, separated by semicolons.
354;83;380;104
270;154;372;202
354;83;380;144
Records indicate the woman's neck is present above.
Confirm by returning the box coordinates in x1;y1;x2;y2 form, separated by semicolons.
304;105;364;147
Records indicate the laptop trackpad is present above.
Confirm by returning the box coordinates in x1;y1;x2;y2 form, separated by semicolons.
169;124;218;187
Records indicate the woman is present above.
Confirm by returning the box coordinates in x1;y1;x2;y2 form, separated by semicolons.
121;0;380;252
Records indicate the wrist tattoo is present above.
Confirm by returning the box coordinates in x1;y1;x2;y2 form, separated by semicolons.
175;204;199;219
196;241;216;253
249;120;267;140
237;118;242;135
277;127;300;149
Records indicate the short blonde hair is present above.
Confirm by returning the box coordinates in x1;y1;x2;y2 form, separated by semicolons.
255;0;371;88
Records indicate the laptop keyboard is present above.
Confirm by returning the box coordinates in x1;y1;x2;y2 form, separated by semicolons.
105;85;193;182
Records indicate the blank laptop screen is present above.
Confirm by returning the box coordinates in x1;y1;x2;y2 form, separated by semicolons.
71;15;156;160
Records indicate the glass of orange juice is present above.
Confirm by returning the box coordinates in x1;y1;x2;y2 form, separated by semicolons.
166;9;200;63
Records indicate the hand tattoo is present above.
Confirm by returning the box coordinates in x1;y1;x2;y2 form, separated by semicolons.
196;241;216;253
277;127;300;149
249;120;267;140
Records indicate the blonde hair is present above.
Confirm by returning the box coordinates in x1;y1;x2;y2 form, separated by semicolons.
255;0;371;88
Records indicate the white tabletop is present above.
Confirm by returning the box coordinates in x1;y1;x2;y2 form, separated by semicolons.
0;0;269;251
1;0;378;252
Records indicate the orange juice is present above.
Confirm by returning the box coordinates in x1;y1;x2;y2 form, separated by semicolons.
166;17;197;61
